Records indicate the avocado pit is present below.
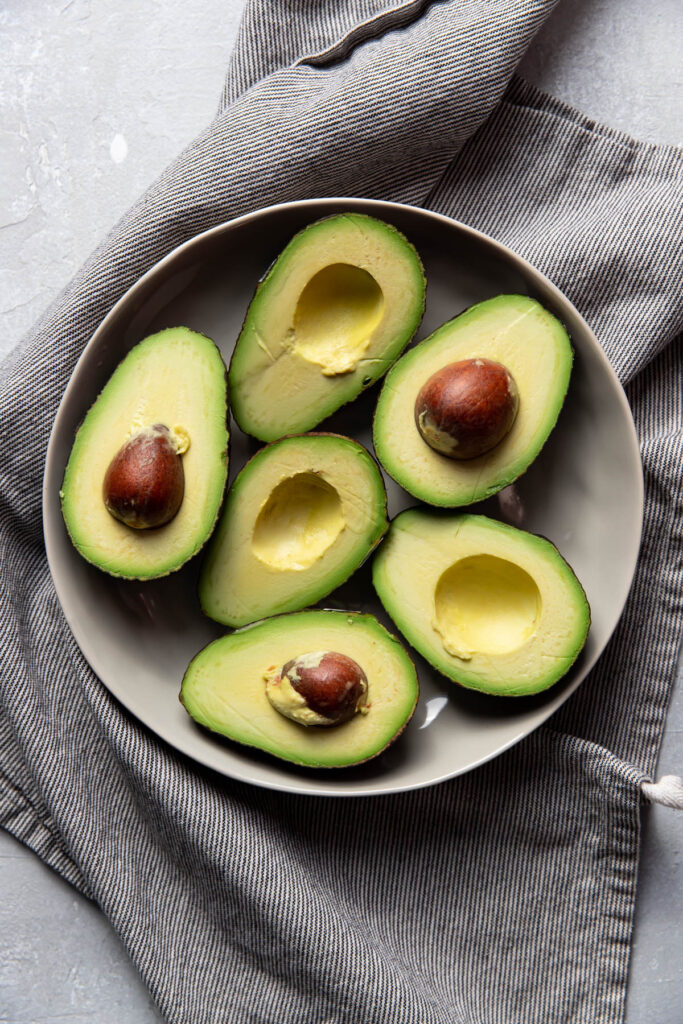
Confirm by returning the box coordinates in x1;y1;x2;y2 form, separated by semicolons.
264;650;369;726
415;358;519;460
103;423;186;529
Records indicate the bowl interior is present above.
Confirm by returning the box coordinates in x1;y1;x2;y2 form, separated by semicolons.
43;198;642;796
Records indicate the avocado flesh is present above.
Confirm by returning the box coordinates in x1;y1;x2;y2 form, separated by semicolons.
61;327;229;579
373;510;590;697
199;434;388;627
229;213;426;442
180;611;419;767
373;295;573;506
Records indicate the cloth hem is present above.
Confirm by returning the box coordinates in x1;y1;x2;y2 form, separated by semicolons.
0;787;93;898
536;725;644;1023
507;75;683;165
297;0;437;69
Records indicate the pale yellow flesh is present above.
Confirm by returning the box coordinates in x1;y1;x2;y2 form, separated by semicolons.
235;218;422;436
376;297;570;504
376;515;588;694
292;263;385;375
202;438;385;625
62;332;226;576
434;554;541;658
184;618;412;764
251;473;345;571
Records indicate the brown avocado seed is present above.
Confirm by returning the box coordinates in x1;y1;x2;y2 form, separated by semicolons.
265;651;369;727
103;424;185;529
415;358;519;460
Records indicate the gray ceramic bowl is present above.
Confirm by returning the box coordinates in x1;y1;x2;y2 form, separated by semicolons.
43;198;643;796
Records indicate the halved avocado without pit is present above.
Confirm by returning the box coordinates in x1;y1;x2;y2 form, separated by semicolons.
229;213;426;442
373;509;590;697
199;433;388;627
373;295;573;506
60;327;229;579
180;610;419;768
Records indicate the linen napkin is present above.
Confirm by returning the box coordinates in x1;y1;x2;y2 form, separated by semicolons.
1;2;682;1022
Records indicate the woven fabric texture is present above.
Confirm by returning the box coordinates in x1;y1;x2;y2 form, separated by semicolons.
1;2;682;1022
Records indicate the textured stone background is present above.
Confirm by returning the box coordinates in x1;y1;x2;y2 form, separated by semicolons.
1;1;681;1021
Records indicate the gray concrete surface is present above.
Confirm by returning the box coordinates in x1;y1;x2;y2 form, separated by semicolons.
1;1;681;1022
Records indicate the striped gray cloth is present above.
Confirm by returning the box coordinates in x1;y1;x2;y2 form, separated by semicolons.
1;2;682;1022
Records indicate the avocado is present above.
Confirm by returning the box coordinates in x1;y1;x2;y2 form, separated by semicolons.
180;610;419;767
61;327;229;579
229;213;426;442
199;433;388;627
372;509;590;697
373;295;573;506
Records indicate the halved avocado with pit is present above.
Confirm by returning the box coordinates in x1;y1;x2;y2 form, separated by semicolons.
199;433;388;627
229;213;426;442
180;610;419;767
373;509;590;697
60;327;229;579
373;295;573;506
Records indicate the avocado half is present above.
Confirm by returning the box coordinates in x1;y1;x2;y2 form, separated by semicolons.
229;213;426;442
180;610;419;767
60;327;229;579
373;509;590;697
199;433;388;627
373;295;573;506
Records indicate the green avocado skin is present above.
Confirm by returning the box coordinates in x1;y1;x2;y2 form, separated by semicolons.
199;433;388;627
229;213;426;442
60;327;229;580
373;294;573;507
180;610;419;768
373;509;591;698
